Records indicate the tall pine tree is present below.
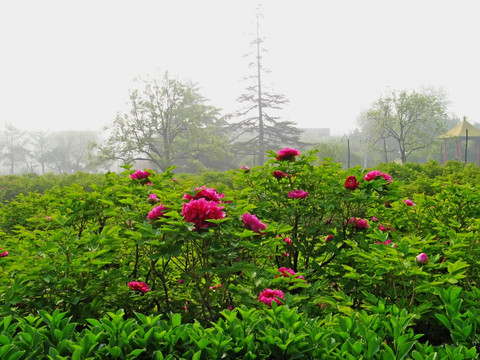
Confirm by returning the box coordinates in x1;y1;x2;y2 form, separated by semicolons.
231;12;301;166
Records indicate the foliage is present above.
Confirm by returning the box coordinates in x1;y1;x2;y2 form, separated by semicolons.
0;149;479;358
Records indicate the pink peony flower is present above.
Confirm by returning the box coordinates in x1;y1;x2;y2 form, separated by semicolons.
415;253;429;265
128;281;150;293
325;235;335;242
371;216;377;222
282;252;290;257
379;224;386;232
258;289;285;307
348;217;369;230
182;198;225;230
355;219;369;229
364;170;382;181
276;148;300;161
242;213;267;233
172;178;178;182
381;173;392;184
344;176;359;190
272;170;288;179
0;251;8;257
147;193;159;204
288;190;309;199
45;216;51;220
177;279;184;284
383;239;392;245
404;199;415;206
278;267;296;277
147;204;168;221
241;166;250;173
130;170;151;180
210;284;222;291
283;237;292;245
184;186;225;203
364;170;392;184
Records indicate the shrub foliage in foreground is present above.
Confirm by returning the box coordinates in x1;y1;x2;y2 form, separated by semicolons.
0;150;479;358
1;297;480;360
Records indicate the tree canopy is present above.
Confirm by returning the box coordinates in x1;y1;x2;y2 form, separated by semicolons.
357;88;449;164
98;72;229;172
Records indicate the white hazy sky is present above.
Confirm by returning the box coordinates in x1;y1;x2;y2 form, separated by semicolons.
1;0;479;136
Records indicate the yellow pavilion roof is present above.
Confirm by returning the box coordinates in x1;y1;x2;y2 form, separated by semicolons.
437;118;480;139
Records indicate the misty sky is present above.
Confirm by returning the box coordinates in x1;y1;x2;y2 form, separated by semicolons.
1;0;479;136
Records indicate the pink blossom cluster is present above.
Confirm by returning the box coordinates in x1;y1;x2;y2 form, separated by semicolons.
283;237;292;245
258;288;285;307
242;213;267;234
375;239;393;245
127;281;150;293
348;217;370;230
276;148;300;161
0;251;8;257
277;267;305;280
130;170;151;180
379;224;394;232
364;170;392;184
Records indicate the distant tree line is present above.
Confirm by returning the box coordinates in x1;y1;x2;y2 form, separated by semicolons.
0;125;105;175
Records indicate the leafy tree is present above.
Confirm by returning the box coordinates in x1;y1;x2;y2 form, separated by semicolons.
231;12;301;166
357;88;449;164
98;72;228;172
47;130;98;173
0;123;30;175
29;130;54;175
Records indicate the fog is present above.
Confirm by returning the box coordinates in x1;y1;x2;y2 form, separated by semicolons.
1;0;480;136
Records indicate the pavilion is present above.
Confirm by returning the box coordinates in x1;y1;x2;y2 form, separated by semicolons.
437;117;480;164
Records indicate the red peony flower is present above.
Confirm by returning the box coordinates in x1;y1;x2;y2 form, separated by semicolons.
128;281;150;293
404;199;415;206
276;148;300;161
283;237;292;245
147;204;168;221
258;289;285;307
344;176;359;190
272;170;288;179
325;235;335;242
288;190;309;199
130;170;151;180
182;198;225;230
242;212;267;233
